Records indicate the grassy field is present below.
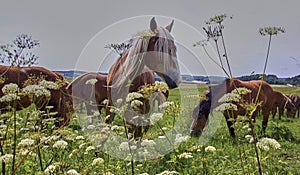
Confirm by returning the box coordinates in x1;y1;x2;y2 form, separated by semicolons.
1;84;300;175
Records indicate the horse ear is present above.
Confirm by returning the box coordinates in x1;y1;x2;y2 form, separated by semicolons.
165;20;174;32
150;17;157;32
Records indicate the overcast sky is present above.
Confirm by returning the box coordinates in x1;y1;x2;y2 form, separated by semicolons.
1;0;299;77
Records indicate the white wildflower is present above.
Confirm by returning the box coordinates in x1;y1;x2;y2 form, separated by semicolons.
102;99;108;105
140;173;149;175
154;81;168;93
85;146;95;153
231;87;251;95
44;165;56;174
53;140;68;149
150;113;163;124
2;83;19;94
126;92;143;102
218;93;241;103
86;125;96;130
75;136;84;140
245;135;254;143
111;125;120;131
205;146;216;152
215;103;238;112
116;98;123;105
67;169;80;175
159;101;174;109
92;157;104;166
79;143;86;149
22;85;51;98
257;137;281;151
141;139;156;147
130;145;137;150
0;154;13;163
18;138;35;147
119;142;130;151
175;134;189;144
39;80;59;90
0;93;20;102
85;78;98;85
130;100;143;109
178;152;193;159
156;170;179;175
158;136;166;139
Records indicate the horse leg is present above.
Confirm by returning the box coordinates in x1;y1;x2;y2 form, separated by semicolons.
261;108;270;134
224;114;235;137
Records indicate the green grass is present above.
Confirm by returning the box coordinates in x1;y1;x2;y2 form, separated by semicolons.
1;84;300;175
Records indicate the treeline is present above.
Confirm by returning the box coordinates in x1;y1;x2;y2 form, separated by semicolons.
238;74;300;85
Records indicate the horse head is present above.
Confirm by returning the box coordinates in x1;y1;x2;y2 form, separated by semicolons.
190;98;211;137
144;17;181;89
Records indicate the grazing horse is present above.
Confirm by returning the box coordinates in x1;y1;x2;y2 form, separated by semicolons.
105;17;181;138
289;94;300;117
271;90;296;119
190;78;274;137
67;72;107;116
0;65;73;126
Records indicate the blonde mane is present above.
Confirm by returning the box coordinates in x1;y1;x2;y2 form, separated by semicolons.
108;26;176;94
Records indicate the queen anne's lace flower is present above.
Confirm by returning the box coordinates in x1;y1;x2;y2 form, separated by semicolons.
154;81;168;93
159;101;174;110
156;170;179;175
0;154;13;163
22;85;51;98
126;92;143;102
141;139;156;147
205;146;216;152
150;113;163;125
257;137;281;151
177;152;193;159
39;80;59;90
130;100;143;109
53;140;68;149
44;165;56;174
119;142;130;151
2;83;19;94
0;93;20;102
18;138;35;147
215;103;238;112
218;93;241;103
175;134;189;144
231;87;251;95
92;157;104;166
66;169;80;175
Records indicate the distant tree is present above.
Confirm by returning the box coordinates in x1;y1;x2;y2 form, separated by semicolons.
0;34;39;67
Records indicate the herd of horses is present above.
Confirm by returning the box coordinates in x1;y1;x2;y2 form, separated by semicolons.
190;78;300;137
0;18;299;140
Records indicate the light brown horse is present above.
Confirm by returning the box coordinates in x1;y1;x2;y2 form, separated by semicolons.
271;90;296;119
105;17;180;138
0;65;73;126
190;78;275;137
67;72;107;116
289;94;300;117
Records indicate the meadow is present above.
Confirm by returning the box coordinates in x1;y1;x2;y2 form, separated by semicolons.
0;83;299;175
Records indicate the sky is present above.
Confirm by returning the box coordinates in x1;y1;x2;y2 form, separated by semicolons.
0;0;299;78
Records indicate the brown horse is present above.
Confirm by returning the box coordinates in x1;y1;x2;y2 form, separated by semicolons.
289;94;300;117
271;90;296;119
190;78;275;137
67;72;107;116
0;65;73;126
105;17;180;138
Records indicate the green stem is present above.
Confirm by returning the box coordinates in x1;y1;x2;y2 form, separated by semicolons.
219;28;233;78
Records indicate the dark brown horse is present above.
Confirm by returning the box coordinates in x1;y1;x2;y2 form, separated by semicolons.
67;72;107;116
0;65;73;126
105;17;180;138
271;90;296;119
190;78;275;137
289;94;300;117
